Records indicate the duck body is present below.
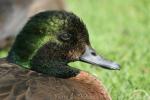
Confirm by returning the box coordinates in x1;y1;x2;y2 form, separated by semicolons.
0;59;111;100
0;11;119;100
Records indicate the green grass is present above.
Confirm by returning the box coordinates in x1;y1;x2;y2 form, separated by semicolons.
67;0;150;100
0;0;150;99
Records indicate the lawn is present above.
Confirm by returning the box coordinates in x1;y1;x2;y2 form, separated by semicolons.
0;0;150;100
67;0;150;100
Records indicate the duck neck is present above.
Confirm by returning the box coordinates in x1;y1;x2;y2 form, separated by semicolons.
30;55;80;78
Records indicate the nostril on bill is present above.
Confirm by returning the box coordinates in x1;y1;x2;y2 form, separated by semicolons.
91;52;96;56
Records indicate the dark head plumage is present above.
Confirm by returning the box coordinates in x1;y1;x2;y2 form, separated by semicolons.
7;11;119;78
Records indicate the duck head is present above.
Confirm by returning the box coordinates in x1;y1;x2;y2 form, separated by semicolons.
7;11;120;78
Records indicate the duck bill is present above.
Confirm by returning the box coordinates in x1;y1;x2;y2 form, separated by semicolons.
79;46;120;70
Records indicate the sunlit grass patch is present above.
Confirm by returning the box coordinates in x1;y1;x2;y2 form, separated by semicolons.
67;0;150;99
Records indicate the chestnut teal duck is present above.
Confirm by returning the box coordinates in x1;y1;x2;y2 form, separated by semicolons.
0;11;120;100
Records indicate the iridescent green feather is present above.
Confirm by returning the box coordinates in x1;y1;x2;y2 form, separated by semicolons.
8;12;66;68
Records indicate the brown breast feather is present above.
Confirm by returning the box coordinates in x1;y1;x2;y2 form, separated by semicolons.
0;61;111;100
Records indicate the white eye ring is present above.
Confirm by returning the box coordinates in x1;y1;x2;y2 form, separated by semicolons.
59;33;72;41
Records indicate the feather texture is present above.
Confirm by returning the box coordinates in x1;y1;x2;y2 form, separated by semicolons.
0;60;111;100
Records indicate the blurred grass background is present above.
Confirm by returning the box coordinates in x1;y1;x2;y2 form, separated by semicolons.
0;0;150;99
67;0;150;100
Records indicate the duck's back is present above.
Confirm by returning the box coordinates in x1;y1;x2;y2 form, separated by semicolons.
0;59;111;100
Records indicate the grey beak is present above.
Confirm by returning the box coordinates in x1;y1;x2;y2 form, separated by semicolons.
79;46;120;70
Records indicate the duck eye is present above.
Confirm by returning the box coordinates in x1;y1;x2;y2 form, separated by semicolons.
59;33;72;41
